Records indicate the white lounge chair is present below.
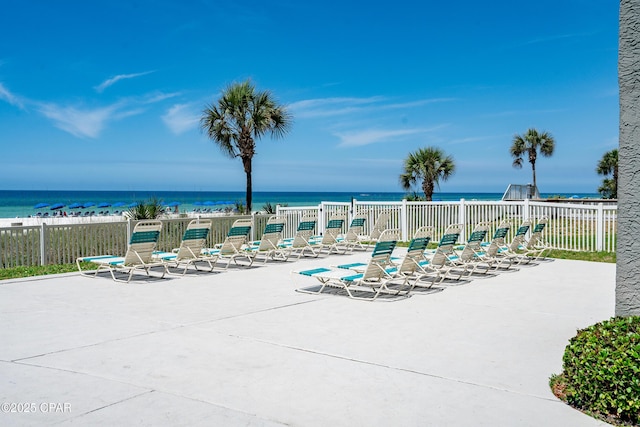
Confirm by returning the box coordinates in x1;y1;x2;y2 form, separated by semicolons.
453;222;493;276
508;217;551;264
425;223;465;283
392;226;438;288
493;219;533;266
312;214;347;255
204;218;253;269
244;216;289;264
153;219;217;274
361;211;390;248
293;229;410;301
481;220;518;270
281;214;320;258
77;220;167;283
337;213;368;252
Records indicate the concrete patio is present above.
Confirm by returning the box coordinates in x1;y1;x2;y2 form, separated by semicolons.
0;252;615;426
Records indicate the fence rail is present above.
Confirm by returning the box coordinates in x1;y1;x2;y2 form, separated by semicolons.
278;198;618;253
0;199;618;268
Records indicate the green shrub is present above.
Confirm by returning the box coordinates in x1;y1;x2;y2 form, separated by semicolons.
124;197;165;219
555;316;640;425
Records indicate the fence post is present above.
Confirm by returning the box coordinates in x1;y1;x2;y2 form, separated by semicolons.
40;222;47;266
251;212;256;241
523;198;530;222
401;199;408;241
318;203;325;235
127;218;133;243
596;203;604;251
458;199;466;243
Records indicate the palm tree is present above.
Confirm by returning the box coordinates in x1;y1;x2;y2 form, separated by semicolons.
201;80;292;212
399;147;455;201
596;149;618;199
510;128;555;192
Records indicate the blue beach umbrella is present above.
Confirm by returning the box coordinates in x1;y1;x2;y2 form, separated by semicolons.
166;201;181;207
50;203;65;210
203;201;216;207
34;203;50;209
97;202;111;208
128;202;138;208
112;202;126;208
68;202;83;209
83;202;95;209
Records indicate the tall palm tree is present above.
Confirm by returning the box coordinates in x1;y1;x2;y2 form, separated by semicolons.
596;149;618;199
201;80;292;212
399;147;455;201
510;128;555;192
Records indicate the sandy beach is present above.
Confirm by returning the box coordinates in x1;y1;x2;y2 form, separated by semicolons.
0;215;126;228
0;212;227;228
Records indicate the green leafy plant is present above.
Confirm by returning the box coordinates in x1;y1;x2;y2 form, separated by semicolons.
234;200;247;214
551;316;640;425
404;192;427;201
124;197;165;219
262;201;276;214
261;201;288;214
597;149;618;199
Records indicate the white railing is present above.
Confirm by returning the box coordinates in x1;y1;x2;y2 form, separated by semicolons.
277;198;617;252
0;199;617;268
0;213;272;268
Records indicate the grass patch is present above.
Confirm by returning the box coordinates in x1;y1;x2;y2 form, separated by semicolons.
0;249;615;281
0;262;94;280
395;241;616;263
545;249;615;263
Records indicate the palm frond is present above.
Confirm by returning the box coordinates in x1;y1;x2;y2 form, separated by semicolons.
200;79;292;212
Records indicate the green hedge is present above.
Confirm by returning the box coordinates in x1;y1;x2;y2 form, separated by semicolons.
553;316;640;425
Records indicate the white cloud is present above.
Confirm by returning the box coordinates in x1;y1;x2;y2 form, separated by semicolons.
1;81;177;138
37;103;119;138
94;71;155;93
335;128;429;147
448;135;504;145
141;91;181;104
481;108;565;118
289;96;384;118
0;82;25;109
289;96;454;119
162;103;200;134
383;98;456;110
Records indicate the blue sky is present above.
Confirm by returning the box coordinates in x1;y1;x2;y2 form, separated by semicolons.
0;1;618;194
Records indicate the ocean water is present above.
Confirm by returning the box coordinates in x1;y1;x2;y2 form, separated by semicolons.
0;190;600;219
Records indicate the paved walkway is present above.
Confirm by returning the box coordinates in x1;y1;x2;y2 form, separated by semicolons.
0;253;615;426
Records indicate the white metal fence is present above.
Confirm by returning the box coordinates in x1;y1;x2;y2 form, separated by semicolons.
277;198;617;253
0;199;617;268
0;214;271;268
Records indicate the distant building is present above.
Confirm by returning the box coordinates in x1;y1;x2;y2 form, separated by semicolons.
502;184;539;200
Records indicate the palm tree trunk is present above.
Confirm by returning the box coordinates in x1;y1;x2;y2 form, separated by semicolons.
531;161;537;194
617;0;640;316
243;156;253;212
422;180;434;201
